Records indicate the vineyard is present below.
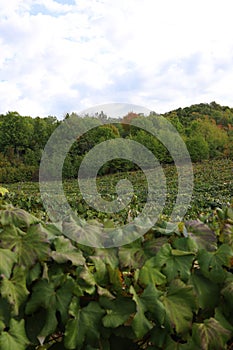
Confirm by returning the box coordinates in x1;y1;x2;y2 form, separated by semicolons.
4;159;233;223
0;159;233;349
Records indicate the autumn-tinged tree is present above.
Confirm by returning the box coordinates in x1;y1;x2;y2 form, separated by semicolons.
187;118;228;158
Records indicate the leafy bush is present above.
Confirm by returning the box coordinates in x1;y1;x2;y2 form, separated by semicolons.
0;165;38;183
0;193;233;349
186;136;209;162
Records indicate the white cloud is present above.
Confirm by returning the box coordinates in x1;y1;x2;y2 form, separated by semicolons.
0;0;233;117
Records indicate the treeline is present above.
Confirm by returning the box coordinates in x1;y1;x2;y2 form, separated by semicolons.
0;101;233;182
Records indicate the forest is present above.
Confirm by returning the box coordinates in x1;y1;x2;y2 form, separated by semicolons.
0;101;233;183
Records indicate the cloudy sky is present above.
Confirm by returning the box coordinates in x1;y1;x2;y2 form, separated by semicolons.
1;0;233;118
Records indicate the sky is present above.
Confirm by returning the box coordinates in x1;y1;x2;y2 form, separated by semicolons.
1;0;233;119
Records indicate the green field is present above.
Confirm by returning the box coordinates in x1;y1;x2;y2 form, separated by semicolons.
3;159;233;224
1;158;233;349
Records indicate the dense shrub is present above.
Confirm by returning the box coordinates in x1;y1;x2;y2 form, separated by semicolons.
0;165;38;183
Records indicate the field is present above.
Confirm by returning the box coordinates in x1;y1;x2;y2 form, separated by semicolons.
1;158;233;349
3;159;233;224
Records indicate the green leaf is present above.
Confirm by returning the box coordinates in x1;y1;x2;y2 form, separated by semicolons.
26;276;74;336
154;243;195;282
140;284;166;325
185;220;217;251
0;187;9;196
51;236;85;266
42;222;63;240
62;217;103;248
89;256;108;285
139;257;166;286
221;279;233;311
197;244;233;283
172;236;198;253
94;247;119;270
215;307;233;332
107;266;124;293
65;302;104;349
0;298;11;329
143;236;168;256
192;318;232;349
101;296;135;328
189;270;220;310
161;280;196;334
0;206;39;228
0;319;29;350
118;240;145;269
0;248;17;279
77;265;96;294
0;224;50;268
130;286;153;339
97;286;115;299
0;266;29;315
26;278;74;314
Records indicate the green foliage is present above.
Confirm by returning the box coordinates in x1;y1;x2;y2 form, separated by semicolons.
0;165;38;183
3;159;233;225
0;193;233;349
0;102;233;182
186;135;209;162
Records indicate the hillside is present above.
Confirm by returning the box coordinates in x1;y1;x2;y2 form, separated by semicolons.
0;102;233;183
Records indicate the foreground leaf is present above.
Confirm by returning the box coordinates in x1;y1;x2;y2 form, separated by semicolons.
118;240;145;269
0;319;29;350
197;244;233;282
185;220;217;251
65;302;104;349
154;243;195;282
0;224;50;267
161;280;196;334
189;270;220;310
130;286;153;339
140;284;166;326
51;236;85;266
192;318;232;349
0;249;17;279
139;257;166;286
0;206;39;228
26;277;74;336
101;296;135;328
0;267;29;315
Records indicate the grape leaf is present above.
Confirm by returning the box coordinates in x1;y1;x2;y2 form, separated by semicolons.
189;270;220;310
0;206;39;228
118;240;145;269
185;220;217;251
130;286;153;339
161;280;196;334
26;276;74;336
192;318;232;349
197;244;233;283
139;257;166;286
0;224;50;268
64;302;104;349
0;266;29;316
154;243;195;282
0;248;17;279
140;284;166;326
51;236;85;266
0;319;29;350
101;296;135;328
221;279;233;311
